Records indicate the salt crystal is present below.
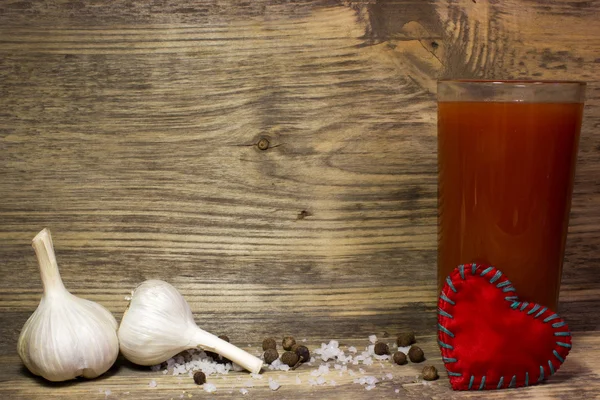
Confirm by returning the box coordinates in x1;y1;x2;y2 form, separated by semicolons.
316;376;326;385
302;338;307;342
359;368;366;374
250;373;263;380
386;373;393;380
365;376;379;385
330;380;337;386
163;370;168;375
124;295;132;301
148;380;157;388
395;388;400;393
104;389;112;397
232;363;244;372
244;381;254;388
240;388;249;395
369;335;377;344
268;378;280;391
365;385;376;391
310;357;316;363
308;379;317;386
203;383;217;393
348;346;357;353
334;364;342;370
363;357;373;366
296;375;302;384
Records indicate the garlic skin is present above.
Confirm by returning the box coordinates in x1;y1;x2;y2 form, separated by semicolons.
17;229;119;382
118;280;263;374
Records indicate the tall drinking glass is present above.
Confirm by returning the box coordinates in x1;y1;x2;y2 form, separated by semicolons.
437;80;586;310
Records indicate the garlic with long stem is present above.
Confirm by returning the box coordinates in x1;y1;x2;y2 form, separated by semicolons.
118;280;263;374
17;228;119;382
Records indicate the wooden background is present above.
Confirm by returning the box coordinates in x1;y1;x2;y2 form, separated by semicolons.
1;0;599;398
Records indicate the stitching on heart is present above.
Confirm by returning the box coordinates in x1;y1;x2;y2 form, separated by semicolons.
438;263;572;391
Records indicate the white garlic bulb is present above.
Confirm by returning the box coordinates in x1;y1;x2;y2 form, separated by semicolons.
118;280;263;374
17;229;119;382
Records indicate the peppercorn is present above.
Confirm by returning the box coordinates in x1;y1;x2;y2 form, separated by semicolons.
374;342;389;356
281;351;299;367
422;365;439;381
392;351;407;365
408;345;425;363
282;336;296;351
218;335;230;343
263;348;279;365
290;343;299;352
295;345;310;363
396;331;416;347
193;371;206;385
262;337;277;351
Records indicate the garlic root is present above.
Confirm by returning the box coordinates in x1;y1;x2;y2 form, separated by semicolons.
118;280;263;374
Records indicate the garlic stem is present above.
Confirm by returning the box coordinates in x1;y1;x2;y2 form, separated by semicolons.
191;328;263;374
32;228;66;295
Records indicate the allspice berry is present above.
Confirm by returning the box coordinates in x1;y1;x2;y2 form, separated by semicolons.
282;336;296;351
295;345;310;363
422;365;439;381
408;345;425;363
193;371;207;385
397;331;416;347
281;351;299;367
218;335;230;343
262;337;277;351
393;351;407;365
263;348;279;365
374;342;390;356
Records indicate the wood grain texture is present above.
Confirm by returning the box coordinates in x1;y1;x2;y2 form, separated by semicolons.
1;0;599;398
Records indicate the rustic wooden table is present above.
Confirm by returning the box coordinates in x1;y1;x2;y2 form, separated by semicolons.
1;0;599;399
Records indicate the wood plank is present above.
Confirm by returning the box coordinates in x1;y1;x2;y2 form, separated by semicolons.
1;0;600;398
1;332;599;399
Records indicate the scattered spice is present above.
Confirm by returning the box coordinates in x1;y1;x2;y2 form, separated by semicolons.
218;335;230;343
281;351;299;368
374;342;389;356
392;351;407;365
408;346;425;363
263;348;279;365
396;332;416;347
422;365;439;381
262;337;277;351
193;371;207;385
282;336;296;351
295;345;310;363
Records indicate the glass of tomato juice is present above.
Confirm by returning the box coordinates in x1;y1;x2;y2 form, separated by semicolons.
437;80;586;310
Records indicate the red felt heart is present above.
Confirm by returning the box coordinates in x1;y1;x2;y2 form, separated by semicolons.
438;263;572;391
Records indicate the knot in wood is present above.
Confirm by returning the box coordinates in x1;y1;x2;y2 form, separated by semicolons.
257;138;270;150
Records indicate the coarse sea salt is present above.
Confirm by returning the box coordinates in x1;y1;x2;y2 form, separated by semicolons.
148;380;157;388
268;378;281;391
369;335;377;344
151;349;232;377
203;383;217;393
240;388;249;395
